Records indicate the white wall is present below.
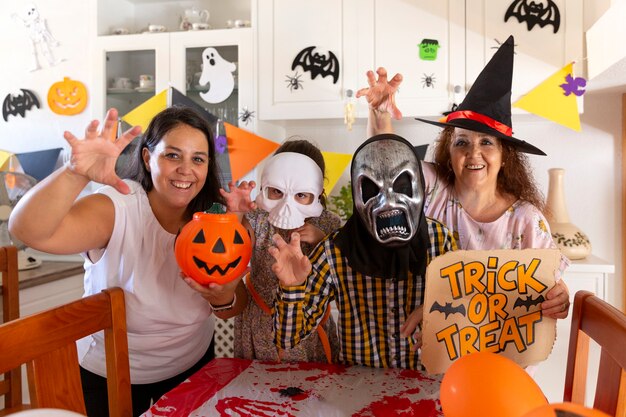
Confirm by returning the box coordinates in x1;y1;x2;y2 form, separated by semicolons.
0;0;93;156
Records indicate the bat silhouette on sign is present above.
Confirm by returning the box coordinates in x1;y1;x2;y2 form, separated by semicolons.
504;0;561;33
430;301;466;319
513;294;545;311
3;89;40;121
291;46;340;84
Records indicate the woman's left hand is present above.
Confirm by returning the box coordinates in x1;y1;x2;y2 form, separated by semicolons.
541;279;570;319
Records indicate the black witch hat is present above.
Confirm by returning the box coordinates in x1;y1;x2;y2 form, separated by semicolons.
415;35;545;156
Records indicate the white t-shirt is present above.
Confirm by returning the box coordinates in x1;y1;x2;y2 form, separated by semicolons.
77;180;214;384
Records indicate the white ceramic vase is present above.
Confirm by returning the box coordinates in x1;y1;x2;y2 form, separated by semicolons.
545;168;591;260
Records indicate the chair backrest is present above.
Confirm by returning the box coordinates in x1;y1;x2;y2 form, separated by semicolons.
0;287;132;417
564;290;626;417
0;245;23;410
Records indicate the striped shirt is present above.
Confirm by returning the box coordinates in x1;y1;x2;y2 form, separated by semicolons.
274;217;457;369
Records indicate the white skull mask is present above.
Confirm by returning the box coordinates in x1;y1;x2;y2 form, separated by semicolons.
352;137;424;246
255;152;324;229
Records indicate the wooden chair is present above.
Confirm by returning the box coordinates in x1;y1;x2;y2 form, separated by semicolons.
0;245;24;413
564;290;626;417
0;287;132;417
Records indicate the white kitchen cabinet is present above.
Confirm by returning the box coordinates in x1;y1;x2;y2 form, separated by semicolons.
257;0;372;120
532;255;614;404
465;0;584;108
257;0;583;120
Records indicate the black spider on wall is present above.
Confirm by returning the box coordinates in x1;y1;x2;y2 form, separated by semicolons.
421;73;436;88
285;71;304;92
238;107;255;125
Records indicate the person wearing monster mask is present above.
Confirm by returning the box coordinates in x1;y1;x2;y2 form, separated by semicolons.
269;133;456;369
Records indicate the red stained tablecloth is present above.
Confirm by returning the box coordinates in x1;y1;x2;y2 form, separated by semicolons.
141;358;443;417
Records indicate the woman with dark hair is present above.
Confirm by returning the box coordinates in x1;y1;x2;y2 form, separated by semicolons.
9;107;247;416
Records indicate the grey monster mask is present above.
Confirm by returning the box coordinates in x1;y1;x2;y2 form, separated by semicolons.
351;137;424;247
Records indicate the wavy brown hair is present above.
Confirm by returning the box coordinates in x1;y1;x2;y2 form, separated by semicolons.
432;127;545;211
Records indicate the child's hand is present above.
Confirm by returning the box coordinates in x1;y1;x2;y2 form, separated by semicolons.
294;223;325;245
269;232;311;287
401;306;423;352
541;280;570;319
220;181;257;214
356;67;403;120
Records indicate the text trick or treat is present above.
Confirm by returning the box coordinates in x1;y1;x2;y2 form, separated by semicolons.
175;212;251;285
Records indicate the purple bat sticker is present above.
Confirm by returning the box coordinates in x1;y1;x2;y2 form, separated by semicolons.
560;74;586;97
215;135;227;154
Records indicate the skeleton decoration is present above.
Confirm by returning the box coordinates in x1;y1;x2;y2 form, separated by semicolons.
352;137;424;246
255;152;324;230
12;3;61;71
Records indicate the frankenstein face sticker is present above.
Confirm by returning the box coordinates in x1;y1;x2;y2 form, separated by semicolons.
419;39;440;61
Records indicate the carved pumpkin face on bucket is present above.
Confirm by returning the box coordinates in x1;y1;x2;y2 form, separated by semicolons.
47;77;88;115
175;212;251;286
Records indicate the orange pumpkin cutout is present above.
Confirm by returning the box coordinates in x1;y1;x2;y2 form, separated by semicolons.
175;212;251;286
47;77;88;115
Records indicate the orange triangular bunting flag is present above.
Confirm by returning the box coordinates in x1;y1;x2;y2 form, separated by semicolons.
224;123;279;182
513;62;581;131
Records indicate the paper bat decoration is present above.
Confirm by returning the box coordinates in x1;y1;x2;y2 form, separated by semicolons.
430;301;467;319
3;89;40;121
513;294;545;311
291;46;340;84
504;0;561;33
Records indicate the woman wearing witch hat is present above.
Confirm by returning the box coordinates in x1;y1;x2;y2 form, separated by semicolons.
357;35;571;327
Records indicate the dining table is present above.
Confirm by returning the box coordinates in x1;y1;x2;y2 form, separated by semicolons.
141;357;443;417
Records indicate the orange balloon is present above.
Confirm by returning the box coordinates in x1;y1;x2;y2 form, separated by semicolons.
522;402;611;417
440;352;547;417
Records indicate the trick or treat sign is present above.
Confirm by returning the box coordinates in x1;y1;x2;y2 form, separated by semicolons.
422;249;560;374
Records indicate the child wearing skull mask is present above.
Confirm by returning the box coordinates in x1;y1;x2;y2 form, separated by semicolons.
222;139;341;362
269;134;457;370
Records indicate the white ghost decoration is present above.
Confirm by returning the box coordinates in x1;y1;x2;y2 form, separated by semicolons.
198;47;236;104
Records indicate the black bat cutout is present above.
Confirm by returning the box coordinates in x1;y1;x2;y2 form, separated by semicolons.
430;301;467;319
513;294;545;311
504;0;561;33
3;89;40;122
291;46;340;84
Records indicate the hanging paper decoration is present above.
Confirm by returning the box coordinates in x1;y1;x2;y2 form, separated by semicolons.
238;107;255;125
122;89;168;131
15;148;62;181
504;0;561;33
285;72;304;92
2;89;40;121
418;39;440;61
291;46;340;84
421;73;436;88
513;62;581;131
47;77;88;116
223;123;279;183
198;47;236;104
559;74;586;97
11;3;61;71
321;152;352;194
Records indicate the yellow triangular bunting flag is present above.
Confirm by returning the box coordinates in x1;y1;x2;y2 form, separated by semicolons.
0;151;14;171
513;62;581;131
321;152;352;194
224;123;279;182
122;89;168;131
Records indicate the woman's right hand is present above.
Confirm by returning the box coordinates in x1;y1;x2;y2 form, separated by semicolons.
268;232;311;287
63;108;142;195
